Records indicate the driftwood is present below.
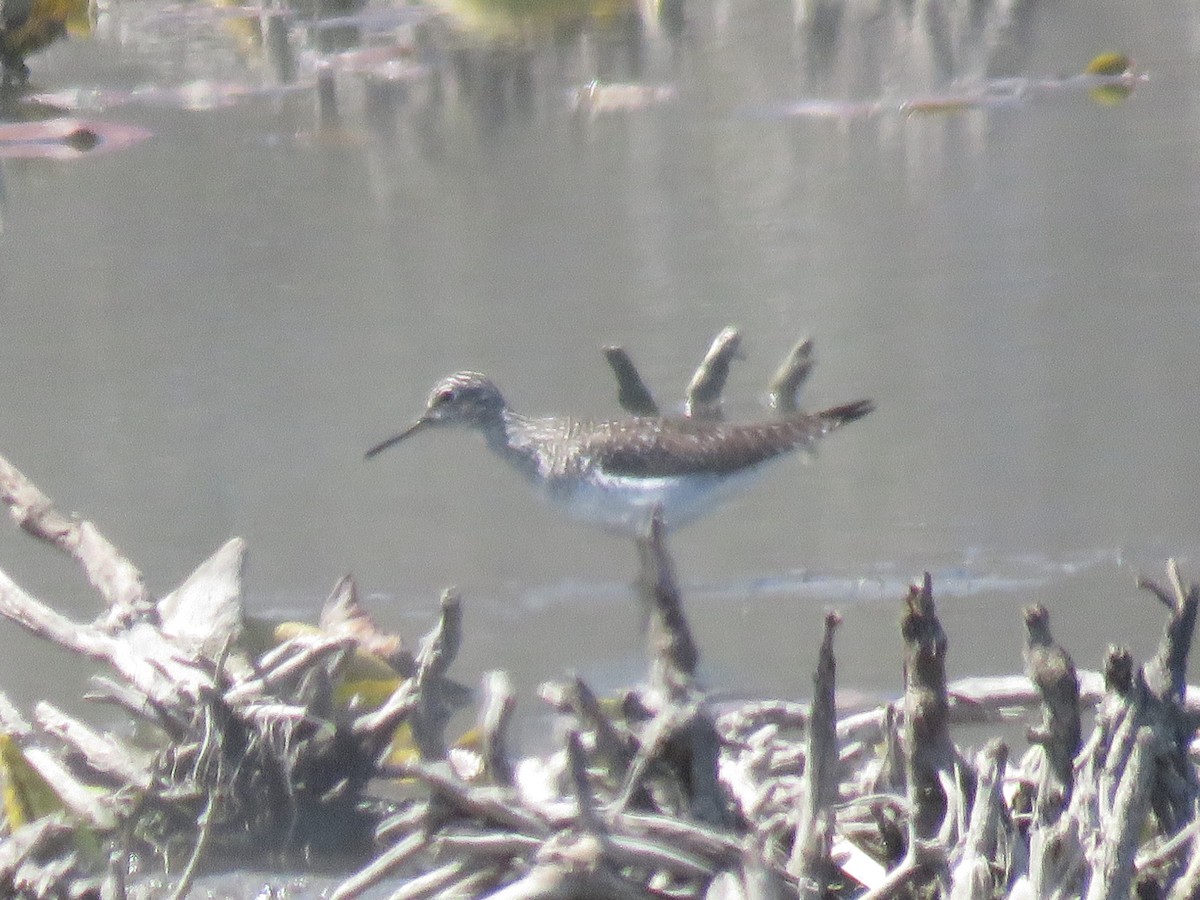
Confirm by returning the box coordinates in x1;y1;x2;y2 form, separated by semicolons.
0;448;1198;898
684;325;742;420
605;324;823;421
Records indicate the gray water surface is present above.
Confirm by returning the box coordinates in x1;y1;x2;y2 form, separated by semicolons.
0;0;1196;745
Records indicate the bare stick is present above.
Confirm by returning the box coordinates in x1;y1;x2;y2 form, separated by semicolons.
225;634;354;706
685;326;741;419
901;573;959;847
1141;559;1199;705
332;831;428;900
387;858;489;900
602;346;659;416
636;509;698;689
948;739;1009;900
565;728;605;835
165;791;215;900
768;336;815;413
1167;826;1200;900
0;688;32;738
0;568;209;709
0;453;153;623
1023;604;1081;824
319;574;413;676
555;674;633;773
35;701;152;791
385;760;551;836
789;611;840;895
485;835;648;900
409;589;464;759
1085;727;1156;900
479;670;516;787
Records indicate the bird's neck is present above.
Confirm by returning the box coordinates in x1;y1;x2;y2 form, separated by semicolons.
481;409;548;482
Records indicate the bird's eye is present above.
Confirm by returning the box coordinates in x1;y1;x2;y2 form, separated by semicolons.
434;388;455;405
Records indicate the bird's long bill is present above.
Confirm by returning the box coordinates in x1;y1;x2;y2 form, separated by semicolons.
364;418;429;460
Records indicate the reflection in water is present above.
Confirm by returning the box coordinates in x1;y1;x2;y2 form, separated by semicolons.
0;0;1107;164
789;0;1052;100
0;0;91;85
0;115;150;157
10;0;674;134
750;55;1142;122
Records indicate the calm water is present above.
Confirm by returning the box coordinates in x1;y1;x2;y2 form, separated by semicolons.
0;0;1197;747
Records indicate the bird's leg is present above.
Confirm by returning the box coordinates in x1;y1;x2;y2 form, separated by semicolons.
684;325;741;419
768;336;815;414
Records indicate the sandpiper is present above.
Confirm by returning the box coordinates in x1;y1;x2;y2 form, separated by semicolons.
366;370;873;537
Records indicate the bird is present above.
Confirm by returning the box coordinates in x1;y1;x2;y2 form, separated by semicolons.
366;371;873;537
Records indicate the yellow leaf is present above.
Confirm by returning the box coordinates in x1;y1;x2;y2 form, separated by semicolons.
333;677;404;712
1084;52;1133;76
0;734;63;831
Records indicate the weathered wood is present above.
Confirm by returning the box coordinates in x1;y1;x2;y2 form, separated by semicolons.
788;611;839;896
948;740;1009;900
1;455;1200;900
564;729;603;834
34;702;152;791
331;831;428;900
0;569;209;709
552;674;634;773
900;573;960;847
636;508;699;689
409;589;464;760
479;670;516;787
767;337;815;413
1140;559;1199;706
602;346;659;417
1167;826;1200;900
685;326;741;419
157;538;247;667
0;454;153;624
1085;727;1156;900
319;574;413;676
385;760;552;836
1022;604;1080;824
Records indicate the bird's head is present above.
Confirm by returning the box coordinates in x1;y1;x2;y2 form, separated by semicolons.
365;371;507;459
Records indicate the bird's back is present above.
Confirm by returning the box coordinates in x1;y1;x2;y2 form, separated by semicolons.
580;399;874;478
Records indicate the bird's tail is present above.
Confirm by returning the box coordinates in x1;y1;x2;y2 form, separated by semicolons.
818;399;875;431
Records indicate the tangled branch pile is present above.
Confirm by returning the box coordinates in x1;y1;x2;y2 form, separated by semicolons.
0;451;1197;899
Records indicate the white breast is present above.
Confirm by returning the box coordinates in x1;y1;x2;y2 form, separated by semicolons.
544;467;768;536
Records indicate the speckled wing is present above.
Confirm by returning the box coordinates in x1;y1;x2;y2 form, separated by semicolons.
586;399;873;477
